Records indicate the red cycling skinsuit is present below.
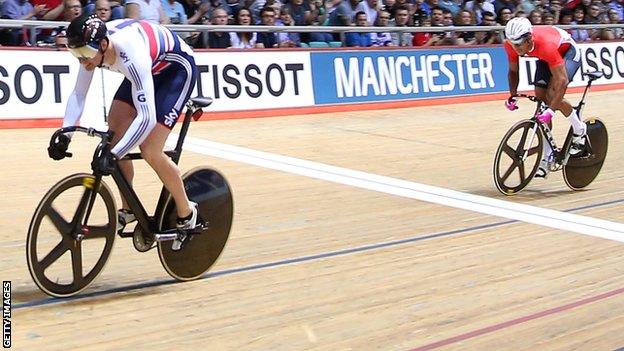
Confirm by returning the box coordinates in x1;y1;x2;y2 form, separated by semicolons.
504;26;581;88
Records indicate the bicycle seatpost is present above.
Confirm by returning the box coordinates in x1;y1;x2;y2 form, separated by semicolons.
577;79;594;114
172;104;203;163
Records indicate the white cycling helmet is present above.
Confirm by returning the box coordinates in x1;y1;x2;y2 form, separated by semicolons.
505;17;533;44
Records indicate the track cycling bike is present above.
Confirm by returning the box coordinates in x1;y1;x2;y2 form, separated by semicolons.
493;71;608;195
27;97;234;297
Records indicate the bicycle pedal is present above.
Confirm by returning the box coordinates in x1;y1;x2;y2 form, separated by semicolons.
117;230;134;238
171;224;205;251
574;153;594;160
172;233;190;251
189;225;206;235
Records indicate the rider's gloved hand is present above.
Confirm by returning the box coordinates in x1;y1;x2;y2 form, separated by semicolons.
48;134;72;160
92;151;118;176
505;96;519;111
537;108;554;124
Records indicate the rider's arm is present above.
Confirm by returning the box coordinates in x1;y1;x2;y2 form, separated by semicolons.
110;59;157;158
504;41;520;96
508;61;520;96
547;63;568;111
63;65;95;127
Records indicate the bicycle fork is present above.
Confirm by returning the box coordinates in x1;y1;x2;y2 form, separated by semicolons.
72;175;103;241
521;122;551;161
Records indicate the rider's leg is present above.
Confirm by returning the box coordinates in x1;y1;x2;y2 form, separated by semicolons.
534;86;554;157
107;99;137;210
533;85;555;178
545;85;587;155
547;44;586;137
547;91;586;136
138;124;193;219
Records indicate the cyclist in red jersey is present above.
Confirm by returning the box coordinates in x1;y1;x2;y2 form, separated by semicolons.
503;17;587;178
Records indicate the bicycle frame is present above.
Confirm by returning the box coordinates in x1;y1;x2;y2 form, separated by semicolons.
49;99;206;242
112;105;198;240
518;74;597;169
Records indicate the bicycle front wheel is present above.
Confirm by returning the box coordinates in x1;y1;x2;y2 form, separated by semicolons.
493;120;543;195
26;173;117;297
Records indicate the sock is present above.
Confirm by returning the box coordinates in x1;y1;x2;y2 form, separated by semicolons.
568;109;586;136
176;202;195;224
542;142;553;161
177;211;193;224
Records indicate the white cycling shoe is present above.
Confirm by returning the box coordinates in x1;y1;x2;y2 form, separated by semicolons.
534;158;552;179
172;202;198;251
569;133;587;156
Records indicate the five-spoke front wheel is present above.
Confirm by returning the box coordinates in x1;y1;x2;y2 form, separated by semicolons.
493;120;543;195
26;173;117;297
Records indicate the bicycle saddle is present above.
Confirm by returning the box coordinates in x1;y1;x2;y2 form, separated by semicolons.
583;71;604;81
190;97;213;108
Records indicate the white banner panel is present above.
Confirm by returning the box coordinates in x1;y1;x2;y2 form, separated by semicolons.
194;51;314;111
0;50;314;126
516;41;624;91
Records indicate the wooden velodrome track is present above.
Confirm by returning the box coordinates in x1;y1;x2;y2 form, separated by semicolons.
2;90;624;350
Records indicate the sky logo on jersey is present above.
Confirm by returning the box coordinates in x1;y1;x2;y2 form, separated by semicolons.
120;51;129;63
164;107;178;127
310;48;508;104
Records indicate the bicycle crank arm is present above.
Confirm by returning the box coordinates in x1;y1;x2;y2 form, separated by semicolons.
153;224;209;241
154;233;179;241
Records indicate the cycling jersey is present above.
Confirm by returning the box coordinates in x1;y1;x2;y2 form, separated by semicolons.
63;19;197;158
504;25;576;68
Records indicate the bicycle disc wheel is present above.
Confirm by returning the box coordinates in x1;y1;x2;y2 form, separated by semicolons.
158;167;233;281
563;118;608;190
27;173;117;297
493;120;543;195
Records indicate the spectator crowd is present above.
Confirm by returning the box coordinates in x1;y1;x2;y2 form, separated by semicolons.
1;0;623;48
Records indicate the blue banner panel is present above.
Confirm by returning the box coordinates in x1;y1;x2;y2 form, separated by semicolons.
311;47;509;104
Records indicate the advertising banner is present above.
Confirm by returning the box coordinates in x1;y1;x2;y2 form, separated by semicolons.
1;42;622;123
0;50;313;125
310;47;509;104
194;51;314;111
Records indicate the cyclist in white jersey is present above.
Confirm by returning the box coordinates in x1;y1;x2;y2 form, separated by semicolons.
48;14;200;233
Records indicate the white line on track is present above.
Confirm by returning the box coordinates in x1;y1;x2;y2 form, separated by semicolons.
169;134;624;243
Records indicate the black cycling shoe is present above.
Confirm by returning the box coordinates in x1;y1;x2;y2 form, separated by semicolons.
117;209;136;233
534;158;551;179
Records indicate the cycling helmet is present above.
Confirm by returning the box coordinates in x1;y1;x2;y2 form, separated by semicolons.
66;14;107;59
505;17;533;44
